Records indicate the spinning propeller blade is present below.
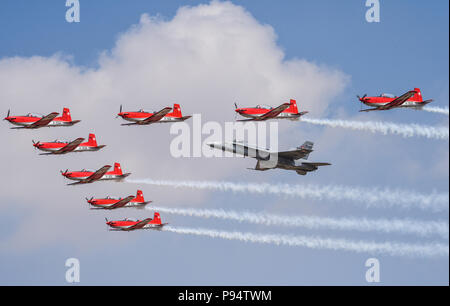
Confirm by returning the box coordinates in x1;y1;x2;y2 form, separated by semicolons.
116;105;123;118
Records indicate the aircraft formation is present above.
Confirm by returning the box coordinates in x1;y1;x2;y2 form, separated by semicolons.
4;88;433;231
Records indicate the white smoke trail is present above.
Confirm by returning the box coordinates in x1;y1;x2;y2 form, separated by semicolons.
126;179;449;212
150;206;449;239
163;226;449;258
301;117;449;140
423;106;449;116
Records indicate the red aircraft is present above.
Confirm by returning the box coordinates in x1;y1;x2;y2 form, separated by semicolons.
357;88;433;112
105;212;167;231
87;190;151;209
4;108;80;129
61;162;131;185
117;103;191;125
234;99;308;121
32;133;106;155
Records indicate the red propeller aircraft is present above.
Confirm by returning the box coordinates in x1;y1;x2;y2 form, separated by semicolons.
357;88;433;112
105;212;167;231
61;162;131;185
234;99;308;121
4;108;80;129
32;133;105;155
117;103;191;125
87;190;151;209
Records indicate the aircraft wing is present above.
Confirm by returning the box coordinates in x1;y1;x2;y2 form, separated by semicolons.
54;138;85;154
277;141;314;160
108;196;135;209
124;218;152;231
139;107;173;124
27;112;59;128
258;103;290;120
238;103;290;121
84;165;111;182
300;162;331;167
360;91;416;112
67;165;111;185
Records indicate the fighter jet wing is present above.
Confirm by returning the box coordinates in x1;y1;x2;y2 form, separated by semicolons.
300;162;331;167
124;218;153;231
67;165;111;185
360;91;416;112
107;196;135;209
277;141;314;160
139;107;173;124
27;112;59;128
238;103;290;121
54;138;85;154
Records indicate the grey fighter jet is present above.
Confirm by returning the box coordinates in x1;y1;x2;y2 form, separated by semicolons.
207;140;330;176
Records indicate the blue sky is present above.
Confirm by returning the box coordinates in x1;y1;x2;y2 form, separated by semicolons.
0;0;448;285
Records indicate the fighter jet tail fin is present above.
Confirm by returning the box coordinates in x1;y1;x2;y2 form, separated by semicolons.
298;141;314;160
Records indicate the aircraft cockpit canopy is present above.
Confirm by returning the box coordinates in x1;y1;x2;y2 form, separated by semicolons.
380;93;396;98
255;105;272;109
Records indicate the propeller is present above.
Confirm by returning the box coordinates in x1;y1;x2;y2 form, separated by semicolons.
357;94;367;111
357;94;367;100
234;102;238;120
116;105;123;118
60;169;68;176
5;109;10;119
32;140;40;148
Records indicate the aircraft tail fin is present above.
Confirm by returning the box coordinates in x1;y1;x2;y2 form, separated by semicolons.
411;88;423;102
299;141;314;160
299;141;314;151
153;212;162;225
62;108;72;121
287;99;299;114
87;133;98;146
135;190;144;202
113;162;123;175
171;103;183;118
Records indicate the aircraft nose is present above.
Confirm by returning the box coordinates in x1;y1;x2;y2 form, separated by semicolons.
207;142;223;149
